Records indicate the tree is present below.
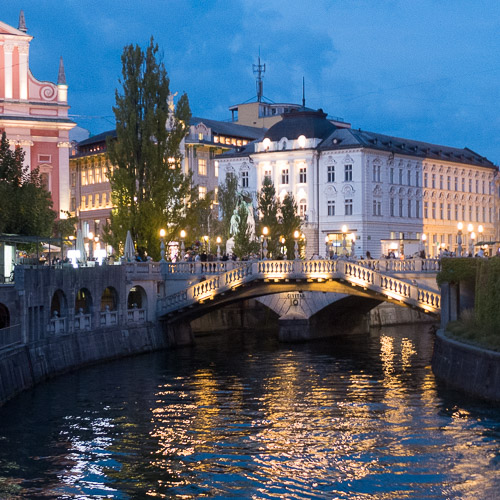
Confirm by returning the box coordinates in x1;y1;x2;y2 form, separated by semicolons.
233;203;259;258
257;177;281;257
218;173;239;241
0;132;55;237
106;38;194;260
279;193;302;259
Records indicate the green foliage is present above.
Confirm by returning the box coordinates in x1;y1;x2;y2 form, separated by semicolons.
0;132;56;237
53;210;78;239
437;257;479;286
279;193;302;259
218;173;239;241
106;38;193;260
257;177;280;256
444;257;500;351
233;203;259;258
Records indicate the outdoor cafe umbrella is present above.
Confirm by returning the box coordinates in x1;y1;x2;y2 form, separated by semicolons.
124;230;135;262
75;229;87;265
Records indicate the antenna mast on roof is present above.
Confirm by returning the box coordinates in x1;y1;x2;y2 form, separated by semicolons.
302;77;305;108
253;50;265;103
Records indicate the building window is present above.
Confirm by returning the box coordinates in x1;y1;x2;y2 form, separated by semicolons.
476;205;480;222
214;161;219;177
91;194;95;207
299;199;307;218
439;175;443;189
415;200;420;218
447;203;452;220
89;168;94;185
462;205;466;221
70;197;76;211
345;198;353;216
241;171;249;188
469;179;472;192
214;187;219;204
198;158;207;176
416;171;420;187
407;170;411;186
390;198;395;217
344;164;353;182
431;174;435;189
106;192;110;205
199;186;207;199
327;165;335;183
399;198;404;217
281;168;289;185
455;204;459;220
327;200;335;216
432;202;436;219
390;168;394;184
447;176;451;190
299;166;307;183
264;169;272;181
373;200;381;216
469;205;473;221
423;172;428;187
81;170;87;186
455;177;458;190
475;179;479;193
424;201;428;218
399;169;403;184
462;178;465;192
407;199;412;218
439;203;444;219
71;172;76;187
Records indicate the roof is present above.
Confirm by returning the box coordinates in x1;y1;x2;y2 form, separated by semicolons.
319;128;496;168
264;108;336;142
77;129;116;147
190;116;265;140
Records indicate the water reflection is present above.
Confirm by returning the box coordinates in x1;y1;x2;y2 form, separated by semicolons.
0;325;499;499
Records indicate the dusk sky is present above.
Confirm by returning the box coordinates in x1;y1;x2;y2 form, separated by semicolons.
3;1;500;164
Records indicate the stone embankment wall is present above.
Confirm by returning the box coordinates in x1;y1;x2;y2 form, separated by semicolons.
432;330;500;402
0;324;169;407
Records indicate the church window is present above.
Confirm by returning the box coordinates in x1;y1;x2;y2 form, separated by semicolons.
344;164;352;182
327;200;335;216
281;168;289;185
345;198;353;216
327;165;335;183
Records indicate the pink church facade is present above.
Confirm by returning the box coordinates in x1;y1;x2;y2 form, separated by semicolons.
0;12;75;219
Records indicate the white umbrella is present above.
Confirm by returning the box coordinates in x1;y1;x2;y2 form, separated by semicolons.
75;229;87;265
42;243;62;252
124;230;135;262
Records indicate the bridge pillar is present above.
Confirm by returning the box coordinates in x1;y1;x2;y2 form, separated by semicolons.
165;320;194;347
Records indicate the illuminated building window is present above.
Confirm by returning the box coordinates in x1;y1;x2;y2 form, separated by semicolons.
264;169;271;181
199;186;207;199
81;170;87;186
281;168;289;184
71;172;76;187
214;161;219;177
84;195;88;208
95;168;102;184
89;168;94;185
198;158;207;176
198;132;204;141
299;199;307;218
242;140;248;145
214;136;219;143
214;187;219;204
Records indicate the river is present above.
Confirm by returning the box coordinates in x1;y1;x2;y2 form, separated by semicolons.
0;323;499;499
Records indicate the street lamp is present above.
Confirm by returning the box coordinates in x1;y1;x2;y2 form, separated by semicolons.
341;225;348;255
457;222;463;257
467;224;474;256
216;236;222;260
262;226;269;259
325;236;330;259
159;228;166;261
478;224;484;248
203;235;209;254
280;236;286;259
294;230;300;260
470;231;476;255
180;229;186;260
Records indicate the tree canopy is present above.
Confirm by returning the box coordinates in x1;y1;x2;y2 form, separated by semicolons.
107;38;199;259
0;132;56;237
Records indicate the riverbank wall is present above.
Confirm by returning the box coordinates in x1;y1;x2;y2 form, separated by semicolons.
0;323;168;406
432;330;500;402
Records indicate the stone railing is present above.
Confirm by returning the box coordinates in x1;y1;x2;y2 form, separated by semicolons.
100;308;119;327
74;311;92;331
161;260;247;278
48;315;67;335
127;307;146;323
356;258;440;273
0;324;22;349
158;259;440;317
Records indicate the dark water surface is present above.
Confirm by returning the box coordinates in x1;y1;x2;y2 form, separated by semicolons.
0;324;499;499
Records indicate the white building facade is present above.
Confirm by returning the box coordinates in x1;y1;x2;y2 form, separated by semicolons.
218;108;498;258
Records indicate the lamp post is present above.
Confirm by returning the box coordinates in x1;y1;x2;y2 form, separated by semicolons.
457;222;463;257
325;236;330;259
203;235;209;254
280;236;286;259
262;226;269;259
216;236;222;260
159;228;166;261
180;229;186;260
467;224;474;256
470;231;476;255
294;230;300;260
478;224;484;249
342;225;348;256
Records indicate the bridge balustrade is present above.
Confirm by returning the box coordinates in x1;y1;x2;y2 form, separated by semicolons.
100;308;119;327
357;258;440;273
0;324;22;349
48;314;67;335
127;307;146;323
74;310;91;331
163;261;246;276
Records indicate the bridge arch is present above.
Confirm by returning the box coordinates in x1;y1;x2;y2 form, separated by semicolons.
50;289;68;318
75;288;93;314
100;286;118;312
0;302;10;329
128;285;147;310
